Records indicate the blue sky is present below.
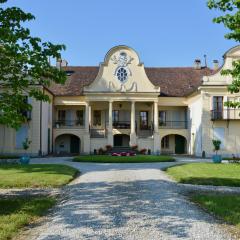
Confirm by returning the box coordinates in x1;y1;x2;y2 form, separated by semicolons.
4;0;236;67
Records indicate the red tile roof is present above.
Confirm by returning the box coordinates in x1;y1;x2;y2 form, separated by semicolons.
48;66;215;97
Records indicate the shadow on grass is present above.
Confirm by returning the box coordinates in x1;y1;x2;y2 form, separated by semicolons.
0;197;56;216
0;197;56;240
179;177;240;187
0;164;78;176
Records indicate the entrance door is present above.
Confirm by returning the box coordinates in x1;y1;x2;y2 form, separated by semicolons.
70;135;80;154
114;134;130;147
175;135;185;154
114;135;123;146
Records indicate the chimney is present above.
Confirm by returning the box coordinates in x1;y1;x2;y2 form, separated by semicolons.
56;58;62;69
56;59;68;69
61;59;68;67
194;59;201;70
213;60;219;70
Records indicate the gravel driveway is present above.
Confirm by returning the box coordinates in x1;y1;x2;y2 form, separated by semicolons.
26;159;233;240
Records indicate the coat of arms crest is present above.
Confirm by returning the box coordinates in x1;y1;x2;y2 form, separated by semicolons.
111;52;134;83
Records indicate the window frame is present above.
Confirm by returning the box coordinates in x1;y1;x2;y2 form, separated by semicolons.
112;110;119;123
76;110;84;126
93;110;102;126
161;136;169;149
159;111;167;126
140;111;149;129
58;110;66;121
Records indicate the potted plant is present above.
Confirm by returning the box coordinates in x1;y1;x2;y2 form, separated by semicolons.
212;139;222;163
20;138;31;164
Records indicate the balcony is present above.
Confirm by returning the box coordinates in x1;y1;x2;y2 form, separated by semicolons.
112;121;131;129
211;109;240;121
54;120;85;128
159;121;188;129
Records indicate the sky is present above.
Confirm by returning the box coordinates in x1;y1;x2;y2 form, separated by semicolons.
3;0;237;68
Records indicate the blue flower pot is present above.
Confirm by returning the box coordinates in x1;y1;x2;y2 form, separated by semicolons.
20;156;30;164
212;155;222;163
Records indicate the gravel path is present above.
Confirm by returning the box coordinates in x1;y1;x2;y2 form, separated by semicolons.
23;159;235;240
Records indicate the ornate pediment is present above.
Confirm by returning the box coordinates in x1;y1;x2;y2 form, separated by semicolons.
84;45;160;94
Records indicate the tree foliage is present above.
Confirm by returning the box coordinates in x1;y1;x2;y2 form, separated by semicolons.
0;0;66;129
208;0;240;108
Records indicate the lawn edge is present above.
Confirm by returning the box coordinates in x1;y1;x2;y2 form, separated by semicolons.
189;193;240;240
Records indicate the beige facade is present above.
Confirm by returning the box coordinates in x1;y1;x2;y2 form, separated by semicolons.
1;45;240;157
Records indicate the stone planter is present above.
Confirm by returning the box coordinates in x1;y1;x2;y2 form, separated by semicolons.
212;155;222;163
20;156;30;164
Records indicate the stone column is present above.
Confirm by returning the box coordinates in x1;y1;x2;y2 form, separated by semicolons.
85;102;89;132
107;101;113;146
153;101;160;154
88;105;91;128
83;102;90;154
130;101;137;146
154;101;159;133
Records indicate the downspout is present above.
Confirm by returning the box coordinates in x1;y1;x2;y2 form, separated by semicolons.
39;88;43;156
52;95;54;154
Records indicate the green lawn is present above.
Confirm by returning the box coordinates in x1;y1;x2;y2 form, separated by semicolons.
166;163;240;187
191;194;240;230
0;164;78;188
0;197;56;240
73;155;175;163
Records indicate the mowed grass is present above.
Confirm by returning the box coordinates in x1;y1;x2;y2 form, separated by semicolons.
0;197;56;240
191;194;240;230
166;163;240;187
73;155;175;163
0;164;78;188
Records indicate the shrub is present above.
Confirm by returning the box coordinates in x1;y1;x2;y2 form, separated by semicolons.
140;148;147;155
212;139;221;155
98;148;104;155
22;138;31;151
131;145;138;150
105;145;112;151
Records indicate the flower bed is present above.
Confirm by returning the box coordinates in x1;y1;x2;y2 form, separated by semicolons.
111;152;136;157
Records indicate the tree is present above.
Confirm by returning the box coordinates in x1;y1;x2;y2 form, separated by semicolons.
0;0;66;129
208;0;240;108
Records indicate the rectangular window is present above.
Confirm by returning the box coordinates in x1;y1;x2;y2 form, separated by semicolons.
93;110;101;126
140;111;148;129
21;96;31;120
76;110;84;125
159;111;166;126
213;127;225;149
161;136;169;149
213;96;223;119
112;110;119;123
16;125;28;149
58;110;66;121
